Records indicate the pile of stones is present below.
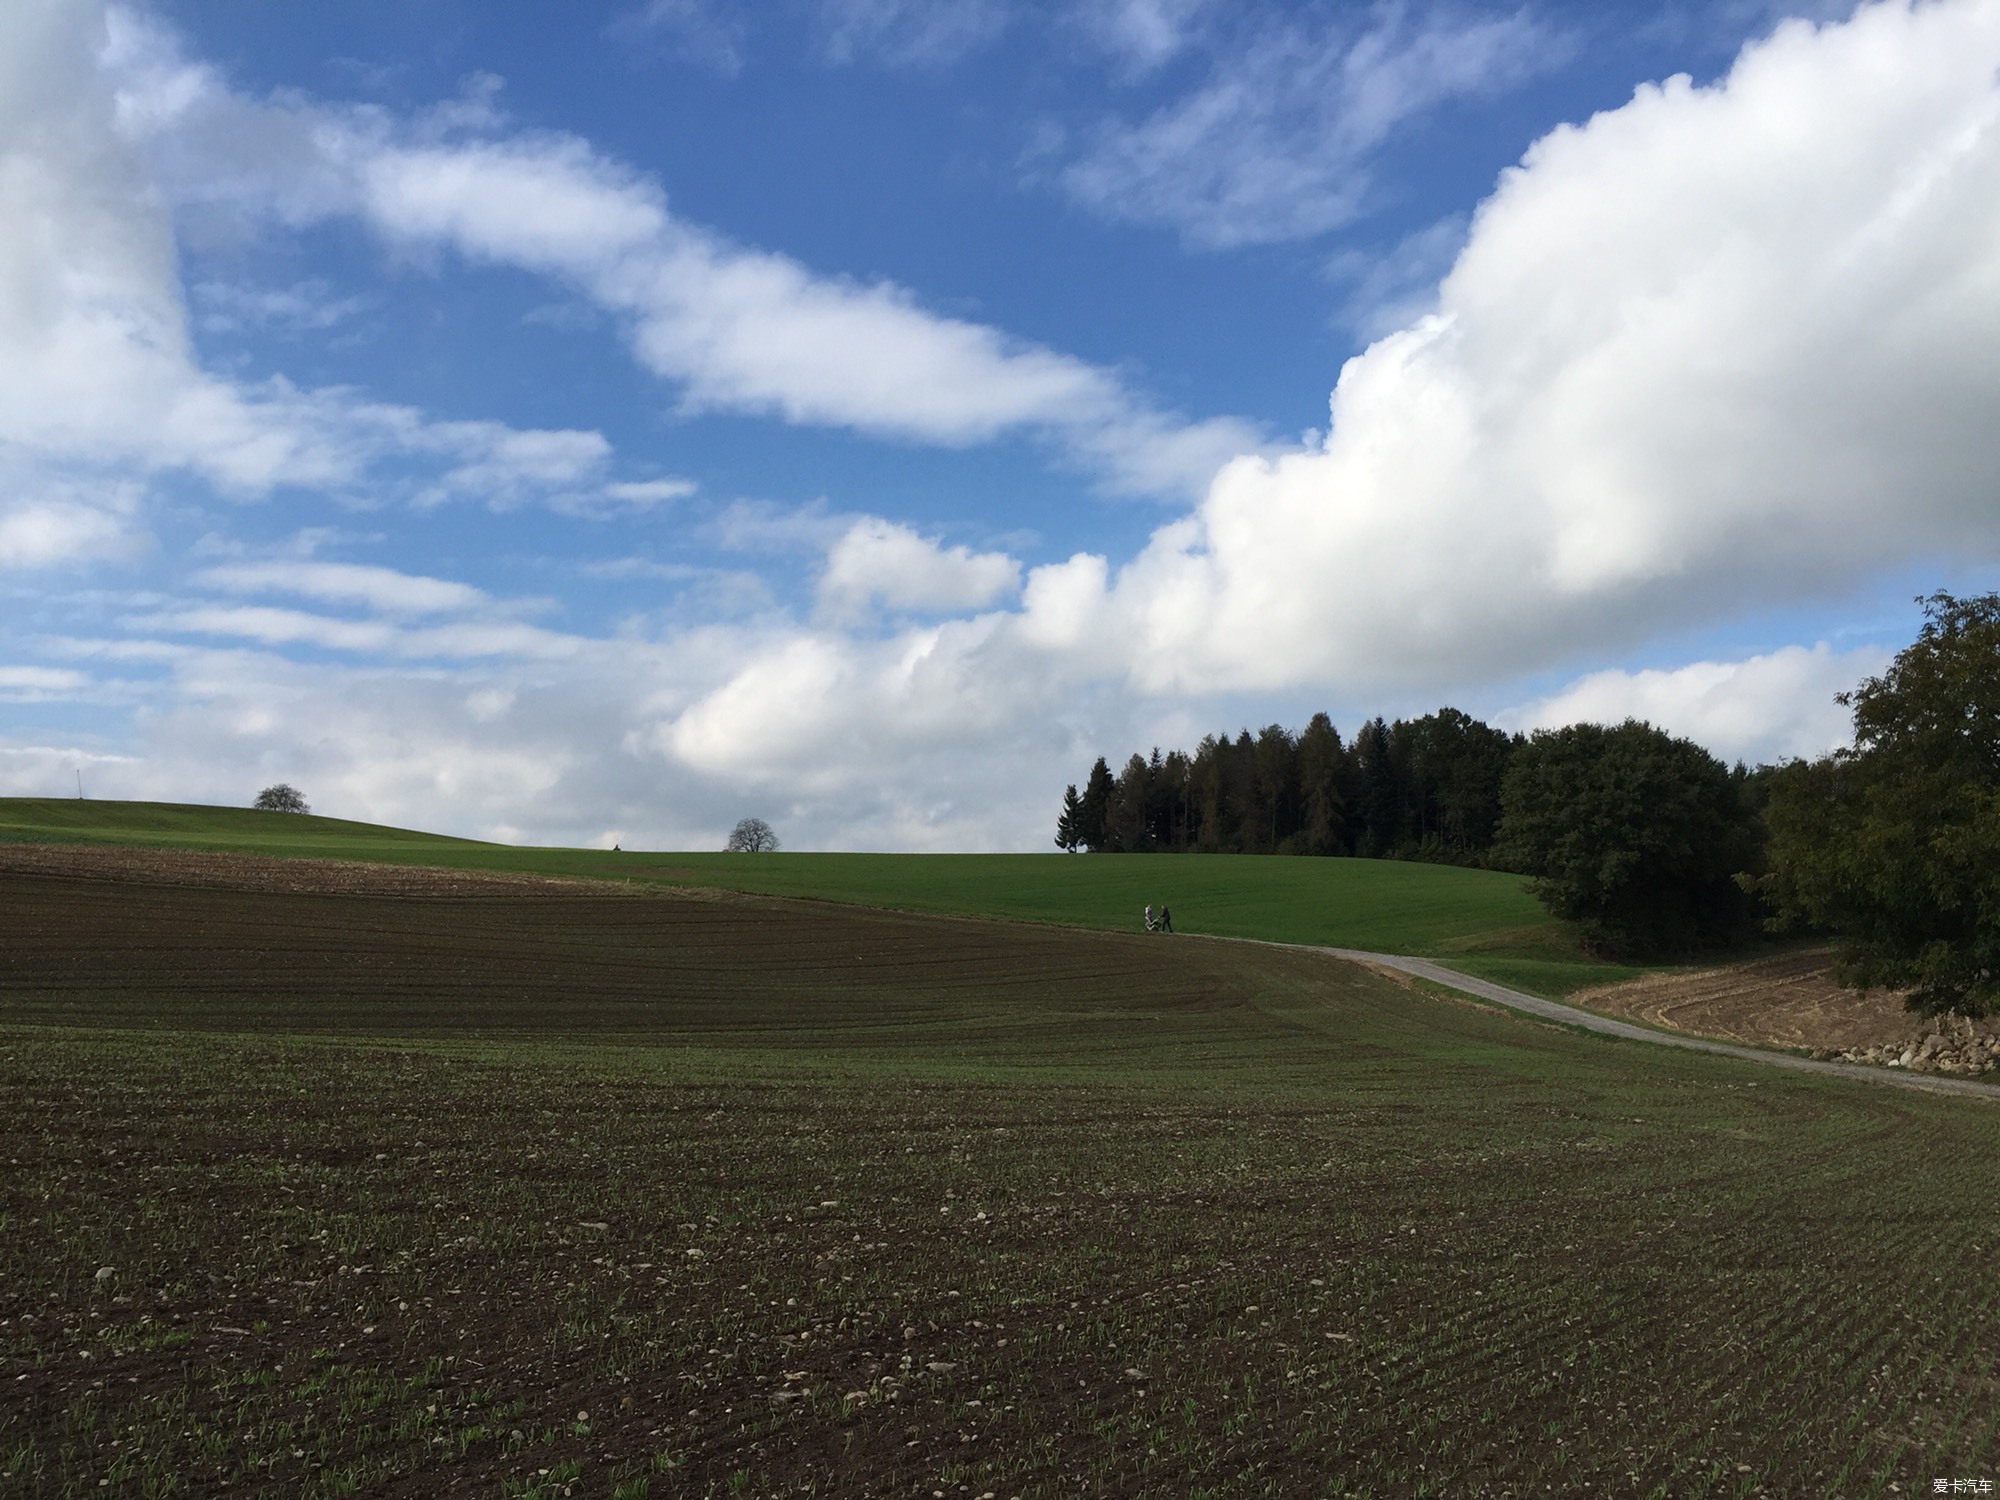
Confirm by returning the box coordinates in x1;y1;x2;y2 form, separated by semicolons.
1816;1019;1999;1076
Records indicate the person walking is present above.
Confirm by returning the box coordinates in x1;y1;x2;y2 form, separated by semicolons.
1159;905;1173;934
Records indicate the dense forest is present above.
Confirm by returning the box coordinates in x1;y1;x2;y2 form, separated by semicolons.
1049;591;1998;1005
1054;707;1524;863
1054;705;1771;960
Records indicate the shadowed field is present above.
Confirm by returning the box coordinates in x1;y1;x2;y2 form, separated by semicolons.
5;848;2000;1497
0;798;1636;995
0;855;1374;1066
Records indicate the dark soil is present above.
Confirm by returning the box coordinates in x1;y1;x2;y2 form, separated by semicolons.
5;849;2000;1498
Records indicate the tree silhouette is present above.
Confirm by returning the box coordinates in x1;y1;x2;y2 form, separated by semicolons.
725;817;780;853
254;784;309;814
1054;785;1083;852
1078;758;1114;852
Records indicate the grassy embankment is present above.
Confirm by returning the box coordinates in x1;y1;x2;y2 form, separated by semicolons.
0;798;1630;996
2;802;1999;1495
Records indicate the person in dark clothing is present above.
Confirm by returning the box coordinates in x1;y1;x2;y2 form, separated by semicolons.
1159;905;1173;933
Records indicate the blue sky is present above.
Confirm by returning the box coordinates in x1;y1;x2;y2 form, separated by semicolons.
3;0;1996;849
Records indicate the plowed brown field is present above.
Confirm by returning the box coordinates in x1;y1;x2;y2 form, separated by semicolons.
8;846;2000;1499
0;842;631;896
0;843;1329;1048
1570;945;1921;1051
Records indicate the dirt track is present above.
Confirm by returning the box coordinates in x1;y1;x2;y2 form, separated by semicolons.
1325;948;2000;1101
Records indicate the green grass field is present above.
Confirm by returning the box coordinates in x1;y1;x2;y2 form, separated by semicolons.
0;798;1637;995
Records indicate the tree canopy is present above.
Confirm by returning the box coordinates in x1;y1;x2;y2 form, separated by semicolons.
1055;707;1517;862
1493;720;1763;958
1757;591;2000;1016
253;784;309;814
725;817;780;853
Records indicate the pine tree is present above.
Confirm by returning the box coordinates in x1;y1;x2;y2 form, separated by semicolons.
1054;784;1083;852
1106;753;1153;852
1354;717;1401;856
1078;757;1114;852
1295;712;1347;854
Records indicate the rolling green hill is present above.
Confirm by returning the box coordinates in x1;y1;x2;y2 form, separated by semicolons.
0;797;490;855
0;797;1633;992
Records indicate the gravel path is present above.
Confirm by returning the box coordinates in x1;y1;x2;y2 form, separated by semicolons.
1320;947;2000;1101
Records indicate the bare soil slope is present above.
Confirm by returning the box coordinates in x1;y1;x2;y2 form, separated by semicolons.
1570;947;1913;1051
0;842;629;896
1571;947;2000;1078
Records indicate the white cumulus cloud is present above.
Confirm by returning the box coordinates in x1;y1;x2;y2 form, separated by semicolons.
818;518;1022;621
1094;0;2000;694
662;0;2000;815
1502;643;1891;766
11;0;1995;853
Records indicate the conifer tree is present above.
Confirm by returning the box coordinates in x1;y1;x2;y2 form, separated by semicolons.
1054;784;1083;852
1078;757;1114;852
1295;712;1347;854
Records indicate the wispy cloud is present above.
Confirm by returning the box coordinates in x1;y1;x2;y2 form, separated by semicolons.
1058;4;1563;248
1071;0;1214;75
600;477;696;506
193;561;493;616
0;1;646;559
126;604;583;661
102;17;1261;500
614;0;1010;73
0;666;92;699
610;0;750;76
191;279;373;336
816;0;1011;68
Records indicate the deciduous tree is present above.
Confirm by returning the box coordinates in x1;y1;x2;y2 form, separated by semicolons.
725;817;780;853
1757;591;2000;1016
254;784;309;814
1495;720;1762;958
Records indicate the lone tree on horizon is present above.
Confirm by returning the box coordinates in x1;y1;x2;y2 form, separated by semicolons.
253;783;310;814
726;817;779;853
